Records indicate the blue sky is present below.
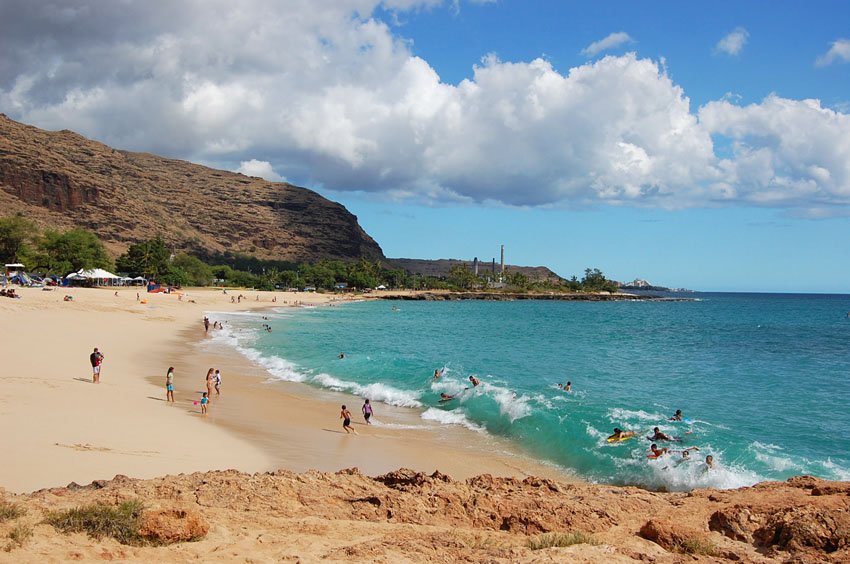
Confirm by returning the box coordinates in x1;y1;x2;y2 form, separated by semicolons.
2;1;849;291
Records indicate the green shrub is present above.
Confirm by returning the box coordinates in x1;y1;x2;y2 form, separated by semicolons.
5;523;33;551
526;531;600;550
675;536;716;556
0;502;25;522
44;500;146;546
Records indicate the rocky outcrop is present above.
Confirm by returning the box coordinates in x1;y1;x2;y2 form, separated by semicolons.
0;114;384;262
138;508;209;544
2;469;848;562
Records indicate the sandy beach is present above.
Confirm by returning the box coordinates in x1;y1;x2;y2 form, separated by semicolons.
0;286;569;495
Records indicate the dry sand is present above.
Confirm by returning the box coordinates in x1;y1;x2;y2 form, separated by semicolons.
0;286;569;495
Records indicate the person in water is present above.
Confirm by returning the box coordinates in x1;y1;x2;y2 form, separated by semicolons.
468;375;480;387
433;369;443;380
650;427;676;441
338;352;345;359
608;428;636;441
704;455;715;469
648;443;669;458
669;409;683;421
439;393;455;401
340;404;357;434
361;399;373;424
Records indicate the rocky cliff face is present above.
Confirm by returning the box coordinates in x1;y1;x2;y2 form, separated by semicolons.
0;115;384;262
2;469;848;562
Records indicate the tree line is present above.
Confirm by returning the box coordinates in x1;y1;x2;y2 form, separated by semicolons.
0;214;618;293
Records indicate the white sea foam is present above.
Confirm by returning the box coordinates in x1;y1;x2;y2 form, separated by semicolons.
421;407;485;432
369;419;430;430
820;458;850;481
608;408;664;423
311;373;423;408
491;388;532;422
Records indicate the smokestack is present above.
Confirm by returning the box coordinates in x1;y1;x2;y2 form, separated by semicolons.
500;244;505;275
492;258;496;274
473;257;479;276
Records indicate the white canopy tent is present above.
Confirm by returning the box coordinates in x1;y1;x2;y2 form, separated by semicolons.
66;268;121;286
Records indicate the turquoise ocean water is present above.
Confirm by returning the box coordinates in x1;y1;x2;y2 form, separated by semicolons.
210;293;850;491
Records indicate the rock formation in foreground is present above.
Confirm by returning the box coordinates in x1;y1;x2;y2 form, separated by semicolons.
0;114;384;262
1;469;847;562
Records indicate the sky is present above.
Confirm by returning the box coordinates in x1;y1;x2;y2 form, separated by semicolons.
1;0;849;292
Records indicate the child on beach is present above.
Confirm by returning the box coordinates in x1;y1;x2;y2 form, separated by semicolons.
340;405;357;434
90;347;104;384
205;368;214;398
201;392;209;415
214;369;221;396
362;399;373;424
166;367;175;402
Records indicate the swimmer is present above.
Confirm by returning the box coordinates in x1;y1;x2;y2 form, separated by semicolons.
607;428;636;441
433;368;443;380
564;381;571;392
705;455;715;469
338;352;345;359
648;443;669;458
670;446;700;462
468;375;480;387
649;427;676;441
439;393;455;402
669;409;683;421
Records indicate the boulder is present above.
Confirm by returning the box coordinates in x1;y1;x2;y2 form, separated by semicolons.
138;508;209;544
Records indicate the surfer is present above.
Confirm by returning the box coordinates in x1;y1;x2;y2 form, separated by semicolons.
649;427;677;441
648;444;669;458
607;428;636;441
669;409;683;421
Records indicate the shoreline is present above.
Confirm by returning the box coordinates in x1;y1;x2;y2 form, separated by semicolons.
1;286;574;495
173;303;578;483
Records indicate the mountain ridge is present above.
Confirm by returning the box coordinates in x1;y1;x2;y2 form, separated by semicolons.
0;114;384;263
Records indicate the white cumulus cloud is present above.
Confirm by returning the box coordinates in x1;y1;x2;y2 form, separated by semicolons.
715;27;749;56
0;1;848;213
236;159;286;182
580;32;634;57
815;38;850;67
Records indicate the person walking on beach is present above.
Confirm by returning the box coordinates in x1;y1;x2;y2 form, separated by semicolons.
90;347;104;383
166;366;175;402
200;392;209;415
203;316;210;333
362;399;373;424
205;368;215;399
340;405;357;434
214;369;222;396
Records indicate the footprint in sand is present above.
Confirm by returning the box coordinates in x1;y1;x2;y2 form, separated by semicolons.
54;443;159;456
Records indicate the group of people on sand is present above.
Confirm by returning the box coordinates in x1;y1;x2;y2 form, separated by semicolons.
203;316;227;333
0;288;20;299
339;399;374;435
607;409;716;470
